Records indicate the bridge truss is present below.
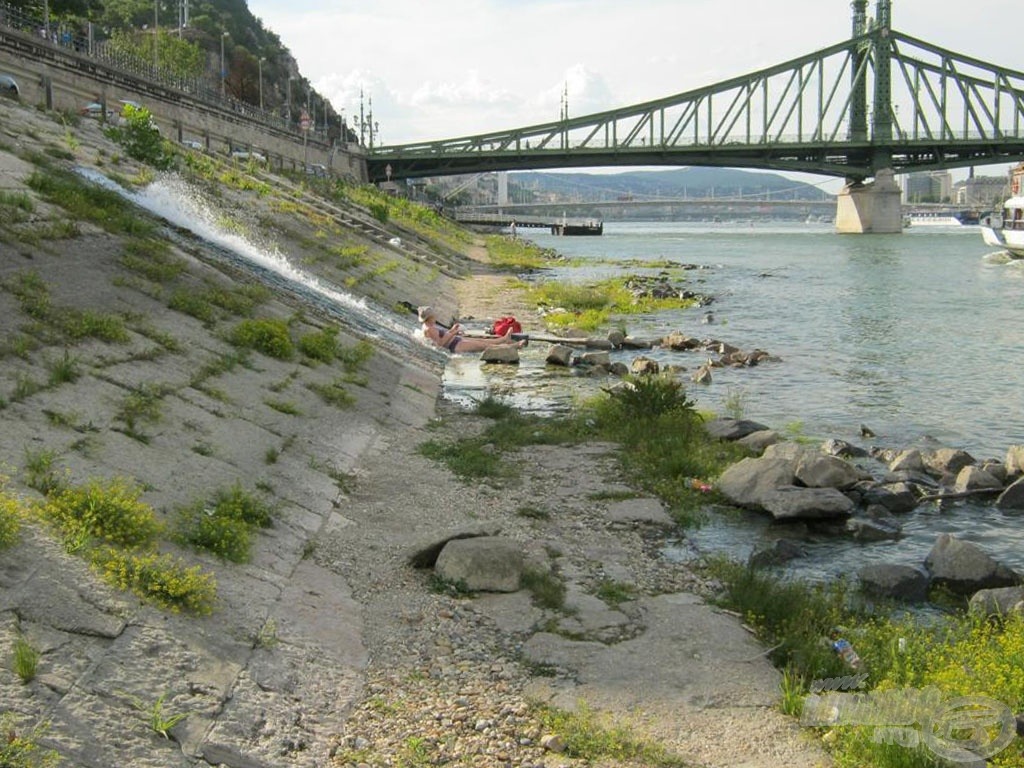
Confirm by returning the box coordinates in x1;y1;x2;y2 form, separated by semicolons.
367;19;1024;183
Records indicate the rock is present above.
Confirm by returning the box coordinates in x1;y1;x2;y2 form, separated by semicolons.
924;533;1021;595
621;336;654;349
795;454;866;490
846;515;902;542
434;536;525;593
540;733;566;753
480;345;520;364
584;338;614;351
882;469;940;490
545;344;573;367
716;457;796;511
691;363;712;384
953;465;1003;493
630;356;660;376
407;522;504;568
763;442;816;461
923;448;976;477
579;350;610;367
858;564;930;602
606;329;625;348
704;417;772;441
604;498;674;527
760;486;855;521
981;459;1008;484
608;361;629;377
822;438;868;458
736;430;780;454
889;449;926;474
1006;445;1024;478
661;331;702;351
748;538;805;568
860;482;919;514
968;586;1024;617
997;477;1024;512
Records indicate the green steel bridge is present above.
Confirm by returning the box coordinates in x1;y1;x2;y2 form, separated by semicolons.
366;0;1024;186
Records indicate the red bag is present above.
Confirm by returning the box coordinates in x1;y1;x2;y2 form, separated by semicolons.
490;316;522;336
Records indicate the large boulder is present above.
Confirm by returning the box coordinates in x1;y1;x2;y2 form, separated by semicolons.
858;564;930;602
1005;445;1024;479
923;448;976;478
737;430;780;454
546;344;573;367
859;482;919;514
968;586;1024;617
716;457;796;511
795;454;866;490
953;465;1003;494
434;536;524;593
480;345;520;364
822;438;868;459
704;417;771;441
889;449;926;474
406;522;503;568
996;477;1024;512
924;534;1021;595
760;485;855;521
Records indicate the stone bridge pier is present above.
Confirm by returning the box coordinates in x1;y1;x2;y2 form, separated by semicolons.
835;169;903;234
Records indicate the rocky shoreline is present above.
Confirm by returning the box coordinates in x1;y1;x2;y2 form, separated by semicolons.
0;100;832;767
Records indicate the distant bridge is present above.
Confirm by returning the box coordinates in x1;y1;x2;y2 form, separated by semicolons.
367;0;1024;189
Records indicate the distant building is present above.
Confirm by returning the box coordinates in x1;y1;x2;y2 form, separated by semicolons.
954;174;1008;208
903;170;952;203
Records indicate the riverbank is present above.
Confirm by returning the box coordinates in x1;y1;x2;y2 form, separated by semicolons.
0;99;830;767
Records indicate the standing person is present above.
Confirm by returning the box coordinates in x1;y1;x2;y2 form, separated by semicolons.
418;306;524;353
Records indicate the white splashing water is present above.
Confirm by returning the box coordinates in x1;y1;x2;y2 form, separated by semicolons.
76;168;415;341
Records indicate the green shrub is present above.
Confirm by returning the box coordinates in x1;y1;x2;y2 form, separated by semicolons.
604;375;697;420
11;636;39;683
230;318;294;359
532;702;685;766
0;713;60;767
104;105;174;170
210;483;274;528
337;340;374;373
0;487;20;549
175;502;252;563
120;239;185;282
175;483;273;562
298;326;339;362
90;546;216;615
40;477;161;549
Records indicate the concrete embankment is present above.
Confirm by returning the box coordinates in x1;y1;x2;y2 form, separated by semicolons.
0;98;454;766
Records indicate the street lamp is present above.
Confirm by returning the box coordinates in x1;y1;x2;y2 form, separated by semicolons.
258;56;265;111
220;31;229;98
153;0;159;70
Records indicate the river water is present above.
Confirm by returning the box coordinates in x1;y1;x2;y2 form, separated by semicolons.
443;220;1024;581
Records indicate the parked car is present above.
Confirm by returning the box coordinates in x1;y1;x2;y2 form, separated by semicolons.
305;164;328;177
79;101;116;119
0;74;19;98
181;139;205;152
230;149;267;164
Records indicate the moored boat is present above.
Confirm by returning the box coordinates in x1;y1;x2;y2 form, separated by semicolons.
980;197;1024;257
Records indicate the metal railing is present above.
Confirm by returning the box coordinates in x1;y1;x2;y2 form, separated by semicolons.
0;1;335;145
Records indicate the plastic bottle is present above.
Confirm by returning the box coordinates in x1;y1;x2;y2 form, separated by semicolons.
832;637;862;670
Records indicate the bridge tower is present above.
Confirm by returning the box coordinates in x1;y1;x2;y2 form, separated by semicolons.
836;0;903;233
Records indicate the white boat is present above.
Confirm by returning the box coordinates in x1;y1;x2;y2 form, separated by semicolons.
980;197;1024;257
904;209;983;227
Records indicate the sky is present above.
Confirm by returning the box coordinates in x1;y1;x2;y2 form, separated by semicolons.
245;0;1020;186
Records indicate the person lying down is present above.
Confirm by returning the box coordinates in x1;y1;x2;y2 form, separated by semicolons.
417;306;525;353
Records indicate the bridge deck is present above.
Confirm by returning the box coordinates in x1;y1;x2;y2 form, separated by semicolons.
453;212;603;235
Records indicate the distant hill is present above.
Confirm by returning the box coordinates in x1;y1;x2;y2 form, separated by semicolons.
510;167;832;202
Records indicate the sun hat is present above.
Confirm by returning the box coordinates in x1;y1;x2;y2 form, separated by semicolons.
417;306;436;322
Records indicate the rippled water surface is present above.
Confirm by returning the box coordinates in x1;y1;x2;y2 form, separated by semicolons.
443;220;1024;578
